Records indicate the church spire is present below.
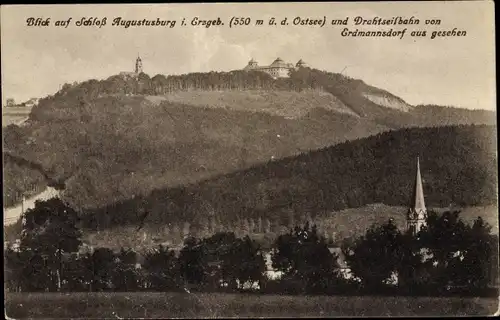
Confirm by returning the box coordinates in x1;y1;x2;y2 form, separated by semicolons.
407;156;427;235
412;156;426;211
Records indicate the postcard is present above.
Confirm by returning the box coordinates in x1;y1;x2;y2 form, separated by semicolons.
2;2;498;318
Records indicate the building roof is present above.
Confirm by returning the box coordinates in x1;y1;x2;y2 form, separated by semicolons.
269;57;291;68
296;59;307;67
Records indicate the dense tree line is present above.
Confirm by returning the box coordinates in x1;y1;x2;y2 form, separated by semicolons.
342;211;499;295
4;200;267;293
5;199;498;296
26;66;493;127
28;67;405;120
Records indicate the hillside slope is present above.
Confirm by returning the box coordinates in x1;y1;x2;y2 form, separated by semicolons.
80;125;497;235
3;94;386;209
3;68;495;210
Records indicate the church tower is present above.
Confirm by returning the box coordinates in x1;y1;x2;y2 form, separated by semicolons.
135;54;143;74
407;157;427;235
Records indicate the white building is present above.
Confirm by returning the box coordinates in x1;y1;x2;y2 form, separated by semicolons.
243;57;308;79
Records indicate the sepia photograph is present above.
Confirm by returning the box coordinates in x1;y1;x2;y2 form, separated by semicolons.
2;2;498;318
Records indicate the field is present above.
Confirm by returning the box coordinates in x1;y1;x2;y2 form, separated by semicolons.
5;292;498;318
157;90;360;118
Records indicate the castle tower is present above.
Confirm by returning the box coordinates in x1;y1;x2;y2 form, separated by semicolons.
407;157;427;235
135;54;143;74
244;58;258;70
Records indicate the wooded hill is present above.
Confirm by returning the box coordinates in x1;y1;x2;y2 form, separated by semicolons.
2;68;495;209
79;124;497;235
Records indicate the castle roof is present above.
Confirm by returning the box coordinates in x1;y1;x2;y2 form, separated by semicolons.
410;157;426;212
270;57;291;68
296;59;307;67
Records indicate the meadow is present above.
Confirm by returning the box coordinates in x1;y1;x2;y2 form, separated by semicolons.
5;292;498;318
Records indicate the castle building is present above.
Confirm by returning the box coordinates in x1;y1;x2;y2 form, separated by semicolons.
243;57;308;79
120;55;143;78
407;157;427;235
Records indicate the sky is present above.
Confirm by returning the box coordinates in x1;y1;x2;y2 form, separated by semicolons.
1;2;496;111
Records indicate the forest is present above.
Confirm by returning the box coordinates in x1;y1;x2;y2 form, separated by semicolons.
76;124;497;236
3;67;495;212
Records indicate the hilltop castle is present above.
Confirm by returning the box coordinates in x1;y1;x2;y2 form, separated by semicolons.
243;57;308;79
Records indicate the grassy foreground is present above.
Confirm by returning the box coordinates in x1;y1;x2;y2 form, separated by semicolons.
5;292;498;318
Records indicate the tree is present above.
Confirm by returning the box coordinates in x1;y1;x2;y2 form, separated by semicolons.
151;74;169;95
171;223;181;245
85;248;116;292
182;222;191;239
163;225;170;238
257;217;263;233
343;219;403;291
232;236;266;290
209;216;217;235
394;232;431;292
4;246;51;292
177;232;265;292
199;217;209;238
62;253;89;291
419;212;497;290
178;236;206;289
136;72;152;94
418;210;470;289
249;218;256;234
202;232;239;290
143;245;179;291
20;198;82;291
271;222;338;294
287;211;295;229
264;218;271;233
461;217;498;289
112;248;141;291
4;247;24;292
242;218;250;235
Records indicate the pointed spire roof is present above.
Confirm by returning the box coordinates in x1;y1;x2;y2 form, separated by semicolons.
270;57;288;68
411;157;426;211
